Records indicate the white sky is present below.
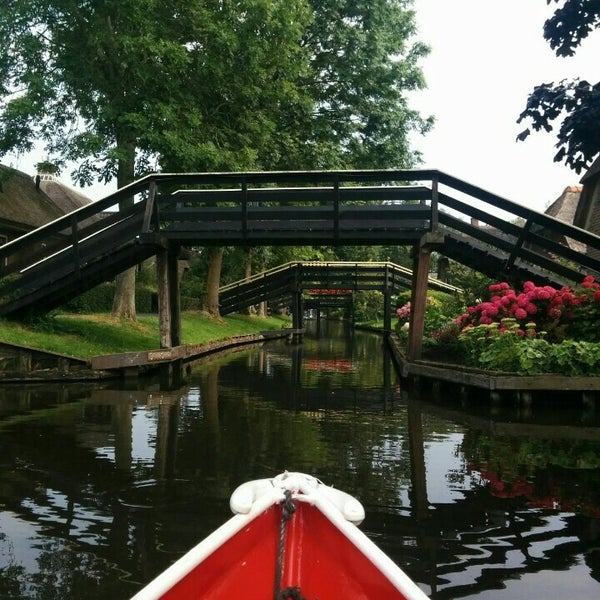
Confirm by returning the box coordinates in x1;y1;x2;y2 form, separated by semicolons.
409;0;600;213
5;0;599;210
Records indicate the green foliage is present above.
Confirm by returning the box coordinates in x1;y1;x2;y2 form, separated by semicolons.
62;283;115;313
353;290;384;322
300;0;433;170
0;274;21;304
0;1;430;178
445;262;493;307
394;290;463;335
517;0;600;172
35;160;60;174
458;320;600;375
60;282;154;313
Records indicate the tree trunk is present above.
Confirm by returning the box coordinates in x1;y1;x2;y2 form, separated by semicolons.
111;135;137;319
204;247;224;318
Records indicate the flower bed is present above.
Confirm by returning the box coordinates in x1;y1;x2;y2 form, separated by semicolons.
396;277;600;376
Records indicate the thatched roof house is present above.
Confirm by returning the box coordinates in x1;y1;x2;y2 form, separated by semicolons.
0;165;93;242
0;164;94;269
0;164;65;242
35;172;92;215
543;184;585;253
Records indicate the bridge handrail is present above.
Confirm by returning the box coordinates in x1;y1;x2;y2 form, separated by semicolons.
437;171;600;251
219;261;462;295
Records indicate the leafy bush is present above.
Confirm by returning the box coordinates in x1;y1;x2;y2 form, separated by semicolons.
394;290;464;336
354;290;384;322
448;278;600;375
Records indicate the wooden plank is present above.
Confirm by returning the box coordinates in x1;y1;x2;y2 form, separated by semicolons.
91;347;184;370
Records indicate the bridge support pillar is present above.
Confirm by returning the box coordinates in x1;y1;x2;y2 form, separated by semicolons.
407;233;444;360
292;290;304;331
156;246;182;349
383;288;392;335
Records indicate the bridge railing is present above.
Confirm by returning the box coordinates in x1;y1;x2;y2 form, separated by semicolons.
435;172;600;281
0;177;152;277
156;172;435;245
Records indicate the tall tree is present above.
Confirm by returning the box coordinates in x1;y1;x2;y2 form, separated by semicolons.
517;0;600;173
215;0;433;306
301;0;432;170
0;0;312;318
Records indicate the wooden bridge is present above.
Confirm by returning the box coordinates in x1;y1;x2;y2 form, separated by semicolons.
1;169;599;357
218;260;460;318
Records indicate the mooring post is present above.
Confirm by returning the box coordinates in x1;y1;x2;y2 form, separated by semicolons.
292;290;304;331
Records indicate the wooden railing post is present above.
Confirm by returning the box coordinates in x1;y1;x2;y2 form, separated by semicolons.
333;175;340;241
241;179;248;240
506;218;532;270
70;214;81;274
142;180;158;233
430;172;439;231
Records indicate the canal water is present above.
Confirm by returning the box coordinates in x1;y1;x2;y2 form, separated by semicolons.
0;320;599;599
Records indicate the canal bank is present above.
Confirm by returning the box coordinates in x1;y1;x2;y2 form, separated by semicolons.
0;330;299;383
0;313;292;382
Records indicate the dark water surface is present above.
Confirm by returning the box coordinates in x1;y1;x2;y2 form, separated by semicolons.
1;321;599;599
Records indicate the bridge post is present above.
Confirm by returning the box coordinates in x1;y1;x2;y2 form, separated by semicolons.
383;288;392;335
407;233;444;360
168;249;182;347
156;246;182;349
292;290;304;331
156;249;171;349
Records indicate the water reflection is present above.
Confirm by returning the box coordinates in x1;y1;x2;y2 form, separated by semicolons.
0;321;599;599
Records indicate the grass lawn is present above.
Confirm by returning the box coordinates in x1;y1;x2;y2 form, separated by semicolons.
0;312;291;360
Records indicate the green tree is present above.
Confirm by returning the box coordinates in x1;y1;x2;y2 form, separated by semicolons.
517;0;600;173
297;0;433;170
0;0;312;318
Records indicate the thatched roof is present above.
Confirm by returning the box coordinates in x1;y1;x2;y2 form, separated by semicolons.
36;173;92;214
544;185;585;253
0;164;65;232
545;185;583;223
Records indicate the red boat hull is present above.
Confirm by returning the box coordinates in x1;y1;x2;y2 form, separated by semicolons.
132;473;428;600
160;501;410;599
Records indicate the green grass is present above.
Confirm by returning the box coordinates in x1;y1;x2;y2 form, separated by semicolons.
0;312;291;360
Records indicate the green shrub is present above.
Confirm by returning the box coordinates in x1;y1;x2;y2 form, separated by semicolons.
457;319;600;375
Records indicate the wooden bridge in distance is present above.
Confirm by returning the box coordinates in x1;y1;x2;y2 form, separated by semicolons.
1;169;600;360
218;260;461;331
